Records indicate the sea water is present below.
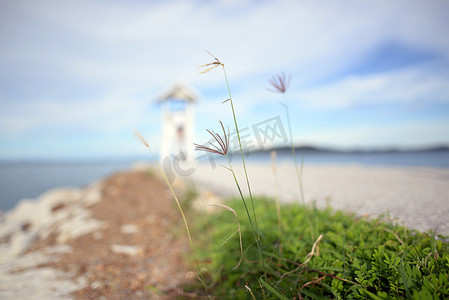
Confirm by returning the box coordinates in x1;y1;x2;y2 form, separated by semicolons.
246;150;449;168
1;151;448;211
0;160;134;211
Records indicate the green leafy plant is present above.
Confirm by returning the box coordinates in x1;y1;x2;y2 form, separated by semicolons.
193;197;449;299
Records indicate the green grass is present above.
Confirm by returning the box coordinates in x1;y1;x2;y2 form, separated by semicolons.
191;197;449;299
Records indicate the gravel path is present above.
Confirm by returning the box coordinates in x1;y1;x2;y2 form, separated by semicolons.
188;162;449;236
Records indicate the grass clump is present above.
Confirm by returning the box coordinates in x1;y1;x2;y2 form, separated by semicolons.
193;197;449;299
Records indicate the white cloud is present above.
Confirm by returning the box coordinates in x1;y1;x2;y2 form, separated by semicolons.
299;120;449;149
5;0;448;85
0;93;159;136
298;66;449;109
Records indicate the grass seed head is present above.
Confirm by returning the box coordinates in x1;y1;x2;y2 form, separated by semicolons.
194;121;229;156
133;130;150;148
199;50;223;74
269;72;291;93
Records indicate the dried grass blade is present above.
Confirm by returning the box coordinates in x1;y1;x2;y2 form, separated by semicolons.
219;164;232;172
204;49;221;63
219;229;239;247
199;50;223;74
208;203;243;270
133;130;149;148
199;64;220;74
245;284;257;300
279;234;323;281
193;143;221;155
219;121;229;153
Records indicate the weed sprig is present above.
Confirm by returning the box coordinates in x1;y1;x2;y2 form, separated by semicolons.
199;51;265;269
269;73;315;239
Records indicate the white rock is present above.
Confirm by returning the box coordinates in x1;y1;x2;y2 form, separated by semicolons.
90;281;103;289
111;244;143;256
81;182;103;206
120;224;139;234
55;209;107;244
0;248;86;300
8;231;37;258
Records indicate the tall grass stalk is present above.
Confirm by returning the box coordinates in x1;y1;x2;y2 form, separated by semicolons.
222;66;262;248
283;93;305;206
270;73;315;239
270;151;283;243
269;74;305;206
133;131;207;290
284;95;315;239
199;52;265;268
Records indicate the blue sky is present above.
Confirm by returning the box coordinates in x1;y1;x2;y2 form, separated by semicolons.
1;0;449;160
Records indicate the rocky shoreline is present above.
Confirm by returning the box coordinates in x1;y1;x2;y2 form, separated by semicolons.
0;171;195;299
0;182;103;299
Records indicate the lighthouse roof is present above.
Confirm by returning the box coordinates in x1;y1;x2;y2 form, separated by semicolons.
155;80;199;103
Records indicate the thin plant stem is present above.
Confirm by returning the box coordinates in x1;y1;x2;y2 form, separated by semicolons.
221;65;265;269
225;157;255;230
134;132;208;290
221;65;263;243
271;151;283;250
224;155;265;267
281;94;315;239
283;94;304;206
153;154;207;287
222;66;258;223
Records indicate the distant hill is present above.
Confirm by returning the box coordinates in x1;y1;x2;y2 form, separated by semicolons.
246;145;449;155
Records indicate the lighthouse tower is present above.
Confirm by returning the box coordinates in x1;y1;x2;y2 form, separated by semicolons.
156;81;198;164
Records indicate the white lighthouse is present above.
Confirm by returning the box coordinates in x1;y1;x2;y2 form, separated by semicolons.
156;80;198;165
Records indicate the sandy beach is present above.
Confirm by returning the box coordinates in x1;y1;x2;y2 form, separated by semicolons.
187;162;449;236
